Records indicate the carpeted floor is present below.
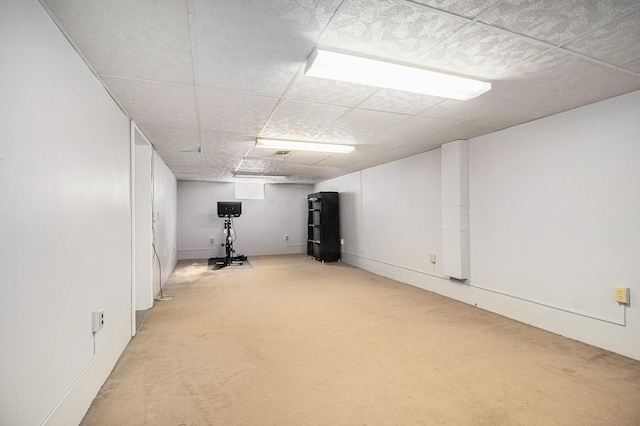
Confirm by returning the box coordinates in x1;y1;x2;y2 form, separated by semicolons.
81;254;640;425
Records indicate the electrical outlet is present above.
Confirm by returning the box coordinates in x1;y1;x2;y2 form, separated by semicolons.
429;253;436;264
615;287;629;304
340;239;344;245
210;237;215;244
284;234;289;241
92;309;104;332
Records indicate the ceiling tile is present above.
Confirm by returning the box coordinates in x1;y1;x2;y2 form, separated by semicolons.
426;121;503;145
421;49;609;124
166;165;203;174
101;76;198;129
480;0;639;45
173;173;204;181
236;158;277;171
314;109;409;143
319;0;466;63
156;151;202;167
623;60;640;74
564;9;640;66
139;125;200;152
497;49;612;93
284;151;334;166
474;69;640;127
198;88;279;134
408;0;497;19
419;85;514;123
312;145;392;168
245;147;282;159
45;0;193;84
194;0;341;95
200;133;254;176
201;132;254;157
365;115;460;145
358;89;445;114
261;99;350;140
420;23;551;78
285;74;377;106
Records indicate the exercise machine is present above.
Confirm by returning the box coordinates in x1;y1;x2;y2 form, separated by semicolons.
208;201;247;269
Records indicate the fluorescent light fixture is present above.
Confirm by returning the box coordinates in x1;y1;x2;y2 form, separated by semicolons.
234;172;288;180
256;138;354;153
305;48;491;101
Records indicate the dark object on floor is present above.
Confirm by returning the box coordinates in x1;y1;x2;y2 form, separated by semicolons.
208;256;251;270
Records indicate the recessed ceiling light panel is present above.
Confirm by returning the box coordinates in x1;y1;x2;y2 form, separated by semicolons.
305;48;491;101
233;172;288;180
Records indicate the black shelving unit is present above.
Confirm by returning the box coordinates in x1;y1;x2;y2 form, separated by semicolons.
307;192;340;262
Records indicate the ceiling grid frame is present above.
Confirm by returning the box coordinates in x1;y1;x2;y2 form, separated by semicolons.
40;0;640;183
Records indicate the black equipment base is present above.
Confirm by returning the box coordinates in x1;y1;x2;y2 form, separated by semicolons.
208;255;248;270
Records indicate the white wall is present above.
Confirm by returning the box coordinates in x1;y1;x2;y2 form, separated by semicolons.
317;151;443;276
152;152;178;290
316;90;640;360
135;142;153;310
0;1;133;424
178;181;312;259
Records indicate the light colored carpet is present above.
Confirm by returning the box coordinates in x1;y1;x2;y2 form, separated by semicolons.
82;254;640;425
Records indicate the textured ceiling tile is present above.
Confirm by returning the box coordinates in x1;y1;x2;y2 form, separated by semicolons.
365;115;460;145
498;49;612;92
623;60;640;74
319;0;466;62
198;88;279;134
420;49;608;124
480;0;639;45
564;9;640;66
425;121;503;145
200;133;254;176
420;23;551;78
245;146;283;158
314;109;409;143
201;131;254;149
166;165;203;174
420;88;512;123
231;158;272;172
312;145;389;168
358;89;445;114
45;0;193;84
194;0;341;95
173;173;204;181
283;151;334;166
201;132;254;158
261;99;350;140
139;125;201;152
156;151;202;167
101;76;198;128
408;0;498;19
474;69;640;127
285;74;377;106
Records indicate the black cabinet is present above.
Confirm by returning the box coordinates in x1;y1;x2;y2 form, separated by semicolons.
307;192;340;262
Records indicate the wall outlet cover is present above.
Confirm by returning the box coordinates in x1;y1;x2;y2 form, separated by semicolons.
615;287;629;304
92;309;104;332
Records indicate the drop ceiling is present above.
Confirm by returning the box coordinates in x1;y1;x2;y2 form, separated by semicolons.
41;0;640;184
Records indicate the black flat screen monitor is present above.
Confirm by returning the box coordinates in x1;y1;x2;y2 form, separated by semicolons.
217;201;242;217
